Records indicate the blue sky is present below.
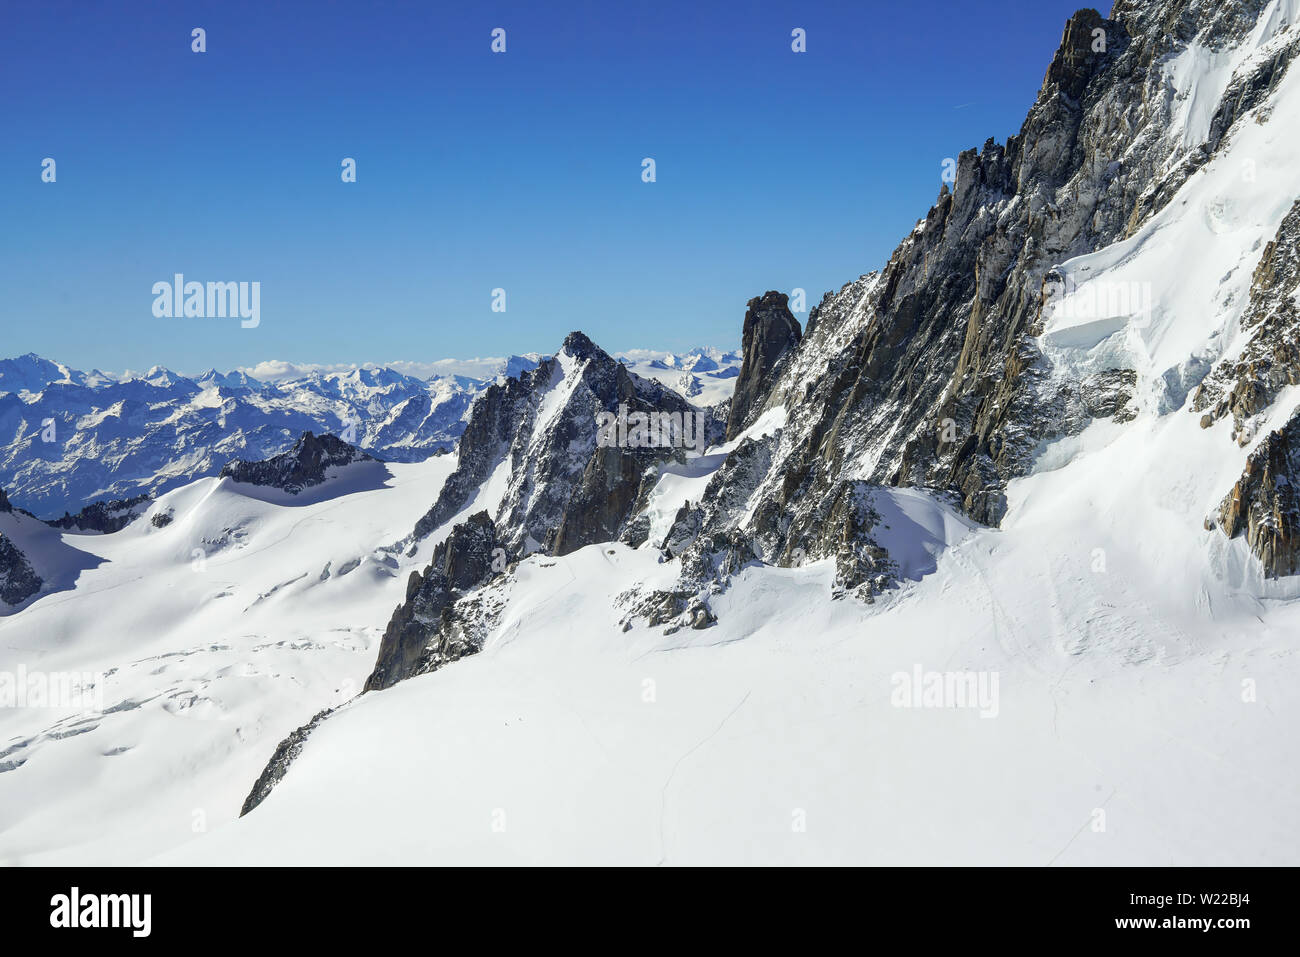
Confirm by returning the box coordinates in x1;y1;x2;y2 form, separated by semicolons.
1;0;1100;374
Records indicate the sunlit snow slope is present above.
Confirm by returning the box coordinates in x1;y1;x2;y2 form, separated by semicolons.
0;457;455;864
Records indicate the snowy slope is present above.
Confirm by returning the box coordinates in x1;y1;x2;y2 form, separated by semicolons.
1041;7;1300;419
156;507;1300;866
0;456;455;864
5;343;1295;866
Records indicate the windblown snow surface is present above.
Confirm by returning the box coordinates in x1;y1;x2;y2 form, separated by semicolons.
5;8;1300;866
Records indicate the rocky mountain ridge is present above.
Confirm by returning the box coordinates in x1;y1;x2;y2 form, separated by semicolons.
219;431;376;493
368;0;1300;671
234;0;1300;812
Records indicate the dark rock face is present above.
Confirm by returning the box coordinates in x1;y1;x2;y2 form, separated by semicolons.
553;443;651;556
219;431;374;492
628;433;897;629
1079;370;1138;423
407;331;707;558
618;512;652;548
659;435;775;561
681;1;1300;539
726;292;802;440
661;502;704;558
0;487;42;607
240;708;333;817
0;535;42;607
45;494;152;534
1197;198;1300;578
365;511;501;692
409;370;540;544
783;480;897;601
608;0;1300;617
1218;408;1300;578
1194;200;1300;442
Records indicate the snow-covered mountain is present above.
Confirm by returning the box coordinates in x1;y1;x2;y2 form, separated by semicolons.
616;347;742;405
0;349;736;520
0;355;538;517
3;0;1300;866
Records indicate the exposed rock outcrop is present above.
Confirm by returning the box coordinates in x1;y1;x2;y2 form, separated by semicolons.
0;488;42;607
609;0;1300;620
0;534;42;607
366;511;502;691
406;331;714;558
1217;408;1300;578
46;494;152;534
729;3;1299;533
1193;199;1300;442
726;292;802;440
240;708;333;817
219;431;374;493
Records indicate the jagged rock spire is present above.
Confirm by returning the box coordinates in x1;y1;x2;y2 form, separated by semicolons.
726;292;801;440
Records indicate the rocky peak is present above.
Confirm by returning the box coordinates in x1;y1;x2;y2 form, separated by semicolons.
726;292;802;440
375;330;719;685
219;431;375;493
1043;9;1115;103
407;329;712;557
0;487;10;513
560;330;602;361
722;0;1300;535
606;0;1300;629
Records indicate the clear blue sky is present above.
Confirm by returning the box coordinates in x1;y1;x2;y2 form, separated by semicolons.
0;0;1101;374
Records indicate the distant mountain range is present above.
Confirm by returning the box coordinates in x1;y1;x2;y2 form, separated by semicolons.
0;348;739;517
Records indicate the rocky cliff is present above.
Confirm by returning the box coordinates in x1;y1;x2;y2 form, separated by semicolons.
1217;408;1300;578
0;487;43;607
45;494;152;534
726;292;802;440
366;511;502;692
406;331;715;557
219;431;374;493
